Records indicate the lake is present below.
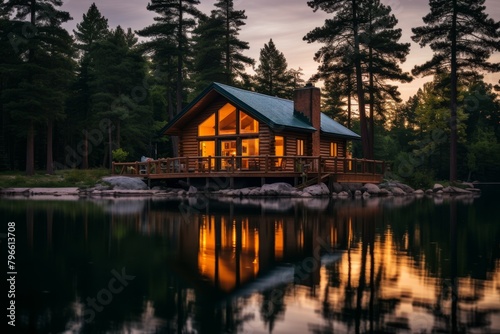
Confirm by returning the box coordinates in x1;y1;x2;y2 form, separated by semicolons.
1;190;499;333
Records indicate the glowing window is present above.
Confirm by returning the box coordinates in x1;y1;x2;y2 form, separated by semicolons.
240;111;258;133
218;103;237;135
330;142;338;157
297;139;305;155
198;114;216;136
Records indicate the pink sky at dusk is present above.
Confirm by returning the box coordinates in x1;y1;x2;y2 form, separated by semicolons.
61;0;500;102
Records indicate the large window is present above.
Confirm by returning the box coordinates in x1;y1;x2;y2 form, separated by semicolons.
240;111;258;133
198;114;216;136
198;103;259;137
218;103;237;135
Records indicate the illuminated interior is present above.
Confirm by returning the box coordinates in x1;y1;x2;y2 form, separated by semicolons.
198;113;216;136
197;103;260;170
240;111;258;134
218;103;237;135
297;139;305;155
330;142;338;157
275;136;284;164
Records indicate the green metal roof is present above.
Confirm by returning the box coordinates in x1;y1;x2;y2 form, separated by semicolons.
161;82;360;140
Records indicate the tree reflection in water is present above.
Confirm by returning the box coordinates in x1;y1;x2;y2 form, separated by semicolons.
0;192;499;333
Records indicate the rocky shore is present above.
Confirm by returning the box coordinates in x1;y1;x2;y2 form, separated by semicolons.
0;176;480;199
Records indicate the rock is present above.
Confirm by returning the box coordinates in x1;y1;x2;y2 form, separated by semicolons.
338;191;350;198
240;188;251;196
425;189;433;195
261;182;294;196
342;183;363;193
300;192;313;197
394;182;414;194
443;186;471;194
303;183;330;196
378;189;392;196
433;183;444;192
332;182;343;194
362;183;380;195
390;187;406;196
362;191;371;198
414;189;425;195
177;190;186;196
354;190;362;197
100;176;148;190
331;192;337;199
187;186;198;196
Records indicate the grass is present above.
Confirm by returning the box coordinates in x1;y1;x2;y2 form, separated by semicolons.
0;169;111;188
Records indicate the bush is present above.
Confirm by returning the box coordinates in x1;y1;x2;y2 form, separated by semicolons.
112;148;129;162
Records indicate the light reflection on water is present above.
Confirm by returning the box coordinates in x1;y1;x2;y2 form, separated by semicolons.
0;192;499;333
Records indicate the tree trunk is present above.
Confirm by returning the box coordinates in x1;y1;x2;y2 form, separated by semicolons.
26;120;35;176
369;46;375;158
82;130;89;169
225;1;231;84
352;0;371;159
177;0;183;116
449;0;458;182
108;121;113;168
46;119;53;174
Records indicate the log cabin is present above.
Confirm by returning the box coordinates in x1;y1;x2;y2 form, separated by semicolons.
114;82;384;186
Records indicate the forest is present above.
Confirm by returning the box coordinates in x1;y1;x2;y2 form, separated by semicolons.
1;0;499;186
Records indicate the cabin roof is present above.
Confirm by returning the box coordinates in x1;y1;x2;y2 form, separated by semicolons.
162;82;360;140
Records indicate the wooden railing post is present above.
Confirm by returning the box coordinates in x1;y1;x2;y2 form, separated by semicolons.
317;155;321;183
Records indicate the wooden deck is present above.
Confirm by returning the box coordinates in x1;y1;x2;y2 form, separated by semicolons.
112;155;385;187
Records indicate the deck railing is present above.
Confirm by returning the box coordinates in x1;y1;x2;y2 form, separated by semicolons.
112;155;385;178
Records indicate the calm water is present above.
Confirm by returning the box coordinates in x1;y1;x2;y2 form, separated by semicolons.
1;190;499;334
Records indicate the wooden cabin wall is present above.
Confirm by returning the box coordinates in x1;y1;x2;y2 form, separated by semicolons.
320;137;347;172
258;123;272;156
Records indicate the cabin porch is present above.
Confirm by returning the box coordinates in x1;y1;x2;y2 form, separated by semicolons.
112;155;385;187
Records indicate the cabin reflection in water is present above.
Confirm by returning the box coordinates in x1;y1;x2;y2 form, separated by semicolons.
10;194;500;333
134;198;381;295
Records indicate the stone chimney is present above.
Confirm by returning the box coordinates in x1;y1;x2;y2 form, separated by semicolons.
294;82;321;156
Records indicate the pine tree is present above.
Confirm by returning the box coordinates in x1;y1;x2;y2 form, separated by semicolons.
305;0;411;159
412;0;500;181
254;39;292;98
191;13;226;96
305;0;371;158
137;0;201;156
1;0;74;175
212;0;254;85
90;27;151;167
71;3;109;169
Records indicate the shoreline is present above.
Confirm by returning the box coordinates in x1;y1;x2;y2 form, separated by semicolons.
0;180;481;200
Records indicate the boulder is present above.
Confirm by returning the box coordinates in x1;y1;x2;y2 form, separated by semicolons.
100;176;148;190
362;183;381;195
414;189;425;195
187;186;198;196
338;191;350;198
261;182;294;196
390;187;406;196
303;183;330;196
332;182;343;194
433;183;444;192
378;188;392;196
354;190;362;197
443;186;471;194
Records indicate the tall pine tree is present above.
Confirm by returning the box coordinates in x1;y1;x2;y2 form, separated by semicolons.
1;0;74;175
412;0;500;181
71;3;109;169
137;0;201;156
254;39;292;98
212;0;254;85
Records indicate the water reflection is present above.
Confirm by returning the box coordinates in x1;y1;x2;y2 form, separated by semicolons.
0;193;499;333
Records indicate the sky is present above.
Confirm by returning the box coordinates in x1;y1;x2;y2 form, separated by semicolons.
61;0;500;102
